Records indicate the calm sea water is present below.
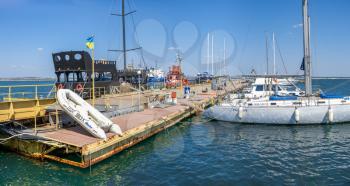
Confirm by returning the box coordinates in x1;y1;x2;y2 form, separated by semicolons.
0;81;54;101
1;79;350;185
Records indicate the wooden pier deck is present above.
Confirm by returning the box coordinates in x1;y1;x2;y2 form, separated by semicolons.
36;105;188;148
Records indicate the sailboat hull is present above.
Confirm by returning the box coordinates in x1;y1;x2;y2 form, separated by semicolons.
204;104;350;124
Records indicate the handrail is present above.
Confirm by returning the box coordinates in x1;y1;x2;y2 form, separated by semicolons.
0;84;110;102
0;84;55;88
0;84;56;102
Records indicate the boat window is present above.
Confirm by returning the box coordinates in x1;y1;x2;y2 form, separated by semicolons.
99;72;112;81
272;85;282;91
74;53;82;61
256;85;264;91
80;72;88;82
55;55;61;62
65;54;70;61
58;73;65;83
67;73;76;82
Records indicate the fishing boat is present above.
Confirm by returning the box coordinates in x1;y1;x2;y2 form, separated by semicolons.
204;0;350;124
166;52;189;88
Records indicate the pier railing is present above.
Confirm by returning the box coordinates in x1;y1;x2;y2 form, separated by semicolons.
0;84;57;102
0;84;110;102
0;84;108;124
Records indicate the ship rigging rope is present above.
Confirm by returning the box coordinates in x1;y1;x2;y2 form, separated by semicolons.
274;37;301;89
274;37;289;75
0;133;31;145
106;0;117;61
127;0;147;68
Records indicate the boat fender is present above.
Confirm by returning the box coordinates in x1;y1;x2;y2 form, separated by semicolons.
328;107;334;123
57;84;64;90
294;107;300;123
238;106;244;119
75;83;83;92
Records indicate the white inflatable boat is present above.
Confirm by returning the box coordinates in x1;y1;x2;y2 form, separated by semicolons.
57;89;123;139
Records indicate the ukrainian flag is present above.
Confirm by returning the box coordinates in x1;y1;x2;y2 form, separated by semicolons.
86;36;94;49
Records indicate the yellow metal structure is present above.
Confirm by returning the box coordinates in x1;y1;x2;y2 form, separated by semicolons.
0;84;57;123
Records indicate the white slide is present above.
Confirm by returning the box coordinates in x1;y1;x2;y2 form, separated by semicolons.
57;89;123;139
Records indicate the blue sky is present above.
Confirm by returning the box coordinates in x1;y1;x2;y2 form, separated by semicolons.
0;0;350;77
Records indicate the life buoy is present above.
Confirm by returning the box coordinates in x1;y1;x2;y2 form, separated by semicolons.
57;84;64;90
75;83;83;92
183;79;189;85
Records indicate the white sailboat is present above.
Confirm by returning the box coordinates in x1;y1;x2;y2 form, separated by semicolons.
204;0;350;124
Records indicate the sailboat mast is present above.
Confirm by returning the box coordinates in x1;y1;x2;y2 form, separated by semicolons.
207;33;210;73
265;33;269;75
273;32;276;75
211;35;214;76
121;0;127;70
303;0;312;95
224;38;226;76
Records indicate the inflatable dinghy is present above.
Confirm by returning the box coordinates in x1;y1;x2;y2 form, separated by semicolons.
57;89;123;139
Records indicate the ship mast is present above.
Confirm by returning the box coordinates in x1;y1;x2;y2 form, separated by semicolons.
121;0;127;70
303;0;312;95
110;0;140;70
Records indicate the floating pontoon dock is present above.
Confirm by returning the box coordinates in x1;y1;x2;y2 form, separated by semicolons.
0;81;245;168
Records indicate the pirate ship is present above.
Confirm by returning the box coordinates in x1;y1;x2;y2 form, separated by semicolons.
52;0;149;92
53;50;148;92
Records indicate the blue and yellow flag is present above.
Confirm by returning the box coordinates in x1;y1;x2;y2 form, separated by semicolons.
86;36;94;49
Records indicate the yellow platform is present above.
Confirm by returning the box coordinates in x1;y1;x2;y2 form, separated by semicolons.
0;84;57;123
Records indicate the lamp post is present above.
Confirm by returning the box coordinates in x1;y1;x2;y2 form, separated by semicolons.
137;70;141;111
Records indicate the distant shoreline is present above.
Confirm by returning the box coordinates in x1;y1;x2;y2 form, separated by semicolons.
0;77;55;81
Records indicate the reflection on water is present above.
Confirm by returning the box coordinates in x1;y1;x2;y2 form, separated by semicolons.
2;117;350;185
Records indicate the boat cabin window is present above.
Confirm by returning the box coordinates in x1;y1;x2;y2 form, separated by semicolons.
272;85;282;91
67;73;76;82
80;72;88;82
256;85;264;91
58;73;65;83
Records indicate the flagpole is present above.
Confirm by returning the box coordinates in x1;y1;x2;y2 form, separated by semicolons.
92;48;95;107
86;35;95;106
